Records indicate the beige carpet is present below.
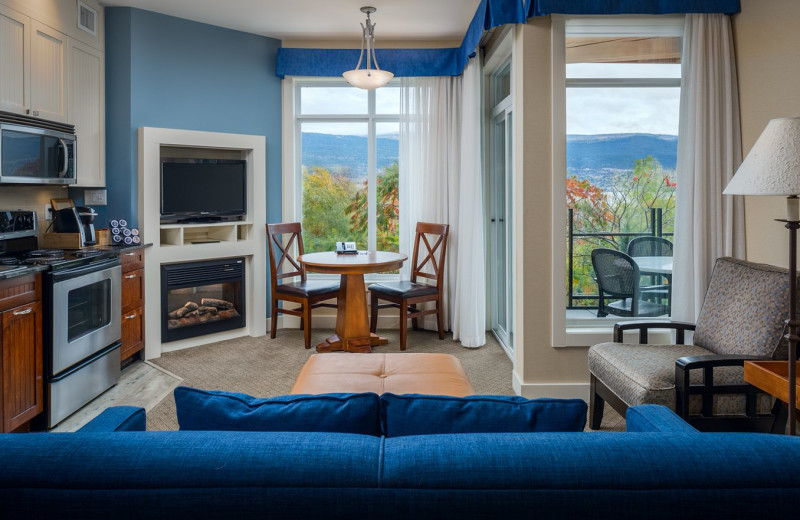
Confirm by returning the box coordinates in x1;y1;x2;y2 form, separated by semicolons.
147;328;625;432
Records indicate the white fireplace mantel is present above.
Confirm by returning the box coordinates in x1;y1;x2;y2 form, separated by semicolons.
138;127;267;359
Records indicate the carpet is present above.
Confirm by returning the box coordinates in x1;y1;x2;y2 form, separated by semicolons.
147;328;625;432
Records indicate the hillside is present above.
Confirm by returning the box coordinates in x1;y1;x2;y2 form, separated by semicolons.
300;132;678;186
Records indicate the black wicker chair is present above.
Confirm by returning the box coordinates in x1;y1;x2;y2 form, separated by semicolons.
627;237;673;314
591;248;669;318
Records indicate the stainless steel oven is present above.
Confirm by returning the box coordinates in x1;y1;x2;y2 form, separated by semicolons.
47;257;121;427
0;110;76;185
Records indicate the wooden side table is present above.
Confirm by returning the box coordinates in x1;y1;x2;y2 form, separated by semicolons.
298;251;407;353
744;360;800;431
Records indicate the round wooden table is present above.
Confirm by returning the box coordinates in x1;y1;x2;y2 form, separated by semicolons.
298;251;407;353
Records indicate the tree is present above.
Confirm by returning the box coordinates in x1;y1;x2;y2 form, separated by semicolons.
347;161;400;252
302;166;362;252
567;156;676;307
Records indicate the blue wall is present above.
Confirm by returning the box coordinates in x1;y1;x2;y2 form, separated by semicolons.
104;7;282;229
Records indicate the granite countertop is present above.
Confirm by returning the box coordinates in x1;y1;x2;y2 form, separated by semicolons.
0;243;152;281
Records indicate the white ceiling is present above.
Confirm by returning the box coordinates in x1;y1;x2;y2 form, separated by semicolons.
98;0;482;43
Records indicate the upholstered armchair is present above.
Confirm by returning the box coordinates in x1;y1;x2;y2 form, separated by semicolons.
588;257;793;432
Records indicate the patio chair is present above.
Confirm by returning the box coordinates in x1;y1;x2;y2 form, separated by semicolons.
591;248;669;318
266;223;339;349
368;222;449;351
588;257;793;432
626;236;673;314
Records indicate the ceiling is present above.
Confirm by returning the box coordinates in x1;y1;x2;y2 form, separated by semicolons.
98;0;483;43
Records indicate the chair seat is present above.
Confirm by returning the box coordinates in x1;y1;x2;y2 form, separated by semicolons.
589;342;771;414
368;281;438;299
277;280;340;298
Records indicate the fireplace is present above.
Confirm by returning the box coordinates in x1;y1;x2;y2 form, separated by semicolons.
161;257;246;343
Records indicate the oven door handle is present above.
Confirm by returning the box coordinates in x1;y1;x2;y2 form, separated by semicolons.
49;257;121;283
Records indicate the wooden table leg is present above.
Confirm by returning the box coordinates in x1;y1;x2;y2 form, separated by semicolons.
316;273;389;353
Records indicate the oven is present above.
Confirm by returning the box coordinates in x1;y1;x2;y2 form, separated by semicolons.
46;257;121;427
0;111;77;185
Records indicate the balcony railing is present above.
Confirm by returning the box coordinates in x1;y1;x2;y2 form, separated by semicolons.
567;207;671;309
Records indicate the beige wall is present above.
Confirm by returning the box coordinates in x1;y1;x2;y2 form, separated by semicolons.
512;18;588;398
733;0;800;267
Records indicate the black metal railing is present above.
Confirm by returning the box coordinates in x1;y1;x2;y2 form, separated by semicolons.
567;207;671;309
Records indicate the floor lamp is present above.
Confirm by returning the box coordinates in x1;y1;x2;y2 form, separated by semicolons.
724;117;800;435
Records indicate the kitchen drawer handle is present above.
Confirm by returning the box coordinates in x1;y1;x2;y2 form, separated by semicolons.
125;252;136;256
125;314;137;320
124;274;137;279
13;308;33;316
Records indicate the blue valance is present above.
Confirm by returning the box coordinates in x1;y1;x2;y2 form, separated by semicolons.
525;0;740;17
276;0;740;79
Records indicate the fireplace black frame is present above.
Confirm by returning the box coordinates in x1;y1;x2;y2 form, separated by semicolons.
161;257;246;343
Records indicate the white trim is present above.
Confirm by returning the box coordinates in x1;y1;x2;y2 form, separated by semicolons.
512;370;590;401
551;15;568;348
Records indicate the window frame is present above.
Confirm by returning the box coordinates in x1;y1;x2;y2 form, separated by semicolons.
551;15;684;347
290;78;401;281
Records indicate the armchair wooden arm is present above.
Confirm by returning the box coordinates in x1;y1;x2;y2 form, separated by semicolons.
613;320;696;343
674;354;775;429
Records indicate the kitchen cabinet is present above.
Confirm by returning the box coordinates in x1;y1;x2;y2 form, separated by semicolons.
120;250;145;361
29;20;68;123
69;38;105;187
0;273;43;433
0;3;30;114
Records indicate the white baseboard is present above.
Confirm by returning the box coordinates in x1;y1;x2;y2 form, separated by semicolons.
512;370;589;401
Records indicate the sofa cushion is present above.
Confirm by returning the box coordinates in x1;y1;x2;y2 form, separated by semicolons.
380;393;587;437
174;386;381;435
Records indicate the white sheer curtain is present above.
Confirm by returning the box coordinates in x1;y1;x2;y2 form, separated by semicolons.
672;13;745;322
399;57;486;347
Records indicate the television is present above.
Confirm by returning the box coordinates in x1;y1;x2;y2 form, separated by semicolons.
160;158;247;223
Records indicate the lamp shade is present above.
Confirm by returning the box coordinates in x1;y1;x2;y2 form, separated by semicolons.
724;117;800;196
343;68;394;90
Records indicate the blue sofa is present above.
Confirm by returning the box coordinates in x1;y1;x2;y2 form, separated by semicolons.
1;404;799;519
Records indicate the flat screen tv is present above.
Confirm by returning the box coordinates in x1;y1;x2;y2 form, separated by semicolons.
160;158;246;223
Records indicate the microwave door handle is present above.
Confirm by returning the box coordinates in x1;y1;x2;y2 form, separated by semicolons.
57;138;68;177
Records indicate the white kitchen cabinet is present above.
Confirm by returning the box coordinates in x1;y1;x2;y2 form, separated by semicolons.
0;3;30;114
29;20;68;123
69;39;104;187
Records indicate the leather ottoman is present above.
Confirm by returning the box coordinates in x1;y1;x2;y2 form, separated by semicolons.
290;353;474;396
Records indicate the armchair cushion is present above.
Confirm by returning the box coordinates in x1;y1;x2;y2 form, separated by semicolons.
694;257;790;359
174;387;381;435
625;405;699;433
380;393;587;437
77;406;146;432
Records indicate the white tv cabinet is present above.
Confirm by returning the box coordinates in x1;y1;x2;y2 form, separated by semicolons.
138;127;268;359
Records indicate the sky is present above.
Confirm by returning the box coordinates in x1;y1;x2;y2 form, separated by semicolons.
299;62;682;137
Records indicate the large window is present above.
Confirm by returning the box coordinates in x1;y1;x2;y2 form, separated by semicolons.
564;17;682;321
295;82;400;254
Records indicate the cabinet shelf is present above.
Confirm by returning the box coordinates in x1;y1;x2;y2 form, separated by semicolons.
159;221;254;247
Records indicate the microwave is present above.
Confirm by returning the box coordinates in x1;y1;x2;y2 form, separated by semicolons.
0;115;77;185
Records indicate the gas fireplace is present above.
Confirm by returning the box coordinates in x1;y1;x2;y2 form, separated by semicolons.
161;257;245;342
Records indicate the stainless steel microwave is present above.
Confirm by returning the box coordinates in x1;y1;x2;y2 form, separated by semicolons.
0;120;77;185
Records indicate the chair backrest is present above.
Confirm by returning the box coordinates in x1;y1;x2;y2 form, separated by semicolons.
627;236;673;257
694;257;795;359
591;248;640;298
266;223;306;293
410;222;449;289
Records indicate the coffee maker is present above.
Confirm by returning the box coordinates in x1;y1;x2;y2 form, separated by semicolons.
53;206;97;247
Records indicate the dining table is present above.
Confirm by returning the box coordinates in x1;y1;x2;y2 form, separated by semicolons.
298;250;407;353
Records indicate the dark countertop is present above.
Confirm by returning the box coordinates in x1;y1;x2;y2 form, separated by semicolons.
0;243;152;281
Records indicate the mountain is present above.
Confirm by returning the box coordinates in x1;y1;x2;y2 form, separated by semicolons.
301;133;399;177
301;132;678;187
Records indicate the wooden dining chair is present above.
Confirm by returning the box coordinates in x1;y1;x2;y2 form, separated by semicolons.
368;222;449;350
266;223;339;349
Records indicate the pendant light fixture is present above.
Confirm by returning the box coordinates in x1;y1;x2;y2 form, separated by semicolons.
343;6;394;90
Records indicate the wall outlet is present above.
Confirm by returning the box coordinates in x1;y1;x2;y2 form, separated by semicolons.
85;189;107;205
44;204;52;220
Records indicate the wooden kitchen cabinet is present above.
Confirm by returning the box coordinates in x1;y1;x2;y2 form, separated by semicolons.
120;250;145;361
0;273;43;433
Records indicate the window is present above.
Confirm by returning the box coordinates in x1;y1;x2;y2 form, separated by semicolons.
564;17;682;325
295;82;400;257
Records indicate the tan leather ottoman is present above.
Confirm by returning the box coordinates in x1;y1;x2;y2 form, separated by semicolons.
290;353;474;396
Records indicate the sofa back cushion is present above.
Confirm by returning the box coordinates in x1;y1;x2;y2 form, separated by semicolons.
174;387;381;435
380;394;587;437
